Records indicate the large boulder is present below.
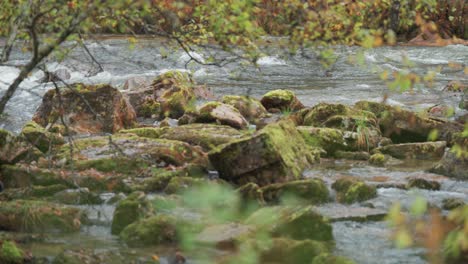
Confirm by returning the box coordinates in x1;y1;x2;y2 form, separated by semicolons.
209;120;319;186
0;200;85;232
33;84;136;134
111;191;153;235
430;135;468;180
58;134;208;168
260;89;304;112
196;102;249;129
120;215;179;247
222;95;268;122
355;101;462;143
374;141;446;160
298;127;380;156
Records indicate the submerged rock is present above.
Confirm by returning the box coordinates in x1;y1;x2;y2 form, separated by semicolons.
222;95;268;121
0;200;85;232
374;141;446;160
120;215;179;247
406;178;441;190
111;191;153;235
260;179;329;204
260;89;304;112
33;83;136;134
196;102;249;129
209;120;318;186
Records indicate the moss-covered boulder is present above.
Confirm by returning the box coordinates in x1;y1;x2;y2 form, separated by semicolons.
407;178;441;190
374;141;446;160
298;127;379;156
0;240;25;264
52;188;102;205
0;164;128;193
33;84;136;134
259;238;328;264
0;200;85;232
236;183;265;205
355;101;462;143
260;89;304;112
430;135;468;180
312;253;357;264
196;102;249;129
302;103;354;126
111;191;153;235
120;215;179;247
0;129;42;165
245;206;333;241
209;120;319;186
222;95;268;121
156;124;246;151
332;177;377;204
20;121;65;153
369;153;387;166
164;176;204;194
58;134;208;168
260;179;329;204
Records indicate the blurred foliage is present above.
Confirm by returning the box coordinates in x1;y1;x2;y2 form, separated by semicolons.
387;197;468;264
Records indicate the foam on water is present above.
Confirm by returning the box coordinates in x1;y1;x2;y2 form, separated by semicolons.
257;56;287;66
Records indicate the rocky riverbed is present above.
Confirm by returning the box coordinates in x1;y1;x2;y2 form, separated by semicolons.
0;67;467;263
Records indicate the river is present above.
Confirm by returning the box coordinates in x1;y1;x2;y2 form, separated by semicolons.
0;38;467;263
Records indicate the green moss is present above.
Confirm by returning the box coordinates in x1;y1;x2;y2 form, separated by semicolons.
332;177;377;204
261;179;329;204
0;200;85;232
139;99;161;117
343;182;377;204
260;238;328;264
0;129;13;147
160;124;245;151
111;191;153;235
312;253;357;264
246;206;333;242
1;165;71;188
159;86;196;118
20;121;65;152
369;153;386;166
0;241;24;264
263;89;295;101
164;176;203;194
222;95;267;121
198;101;223;120
261;121;318;180
298;127;345;156
31;184;69;197
120;215;179;247
75;158;149;175
119;127;166;138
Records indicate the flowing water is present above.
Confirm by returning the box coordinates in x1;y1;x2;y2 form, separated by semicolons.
0;37;467;263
